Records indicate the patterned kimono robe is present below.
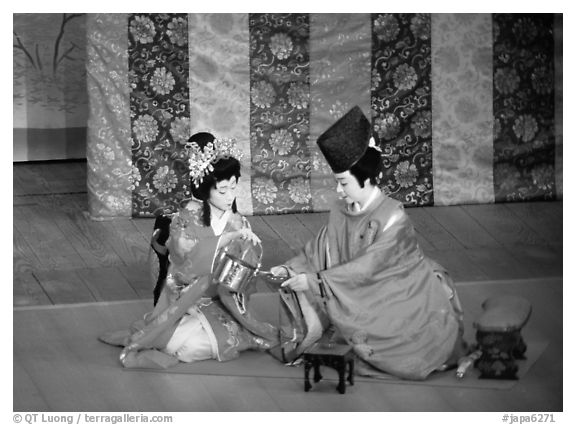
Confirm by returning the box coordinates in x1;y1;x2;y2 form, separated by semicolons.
285;191;465;380
99;201;279;367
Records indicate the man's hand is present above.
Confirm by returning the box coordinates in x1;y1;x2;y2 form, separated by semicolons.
270;265;292;277
281;273;310;292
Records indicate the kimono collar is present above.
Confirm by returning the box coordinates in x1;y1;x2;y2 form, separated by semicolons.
348;186;382;215
211;208;231;236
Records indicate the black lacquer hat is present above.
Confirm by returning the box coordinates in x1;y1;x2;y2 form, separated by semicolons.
316;105;371;173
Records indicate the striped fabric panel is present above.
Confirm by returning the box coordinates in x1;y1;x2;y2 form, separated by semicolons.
554;13;563;200
85;13;132;218
371;13;434;207
431;13;495;205
83;13;563;218
249;13;312;214
309;13;372;211
188;13;253;215
129;13;191;217
492;14;556;202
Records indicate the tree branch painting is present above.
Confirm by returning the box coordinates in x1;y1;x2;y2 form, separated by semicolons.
52;13;84;74
13;30;37;69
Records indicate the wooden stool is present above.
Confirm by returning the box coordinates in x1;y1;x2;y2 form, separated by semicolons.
303;343;354;394
474;295;532;380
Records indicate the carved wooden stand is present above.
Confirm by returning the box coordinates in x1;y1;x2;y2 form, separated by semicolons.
303;343;354;394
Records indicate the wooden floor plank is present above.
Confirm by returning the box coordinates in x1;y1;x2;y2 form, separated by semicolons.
246;215;283;241
260;238;298;270
117;263;155;299
37;193;128;269
13;225;43;273
76;266;140;302
406;207;465;251
37;161;87;194
12;169;26;197
294;212;329;235
13;360;50;411
462;247;535;280
462;204;548;247
13;272;52;307
98;218;150;266
66;210;125;267
14;302;221;411
13;162;54;195
503;244;562;278
505;202;563;246
425;249;490;282
414;229;436;252
427;205;501;248
15;336;104;410
199;376;281;411
14;203;88;270
50;207;123;269
261;214;315;251
246;216;296;268
34;269;97;304
131;217;155;241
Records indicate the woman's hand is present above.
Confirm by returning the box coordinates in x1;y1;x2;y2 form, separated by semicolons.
236;227;262;245
119;345;137;366
221;228;262;246
280;273;310;292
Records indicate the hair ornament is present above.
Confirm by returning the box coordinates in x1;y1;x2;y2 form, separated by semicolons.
188;137;244;187
368;136;382;153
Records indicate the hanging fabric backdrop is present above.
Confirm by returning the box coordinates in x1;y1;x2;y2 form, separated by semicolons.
13;13;88;161
86;13;562;218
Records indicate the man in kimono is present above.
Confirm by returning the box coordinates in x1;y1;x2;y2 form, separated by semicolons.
271;106;467;380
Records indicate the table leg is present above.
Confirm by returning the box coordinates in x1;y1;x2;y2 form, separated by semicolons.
313;361;323;383
347;359;354;386
304;359;312;392
337;358;346;394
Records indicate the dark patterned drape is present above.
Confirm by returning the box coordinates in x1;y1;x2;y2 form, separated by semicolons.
492;14;555;202
129;13;191;216
371;13;433;206
249;13;312;214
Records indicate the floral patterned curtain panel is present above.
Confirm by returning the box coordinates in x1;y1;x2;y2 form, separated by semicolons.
86;13;562;218
431;14;495;205
372;14;433;206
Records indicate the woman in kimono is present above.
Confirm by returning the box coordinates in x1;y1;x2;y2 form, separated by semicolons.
99;132;288;368
271;106;467;380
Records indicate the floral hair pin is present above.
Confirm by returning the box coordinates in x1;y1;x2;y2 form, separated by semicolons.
188;137;244;187
368;136;382;153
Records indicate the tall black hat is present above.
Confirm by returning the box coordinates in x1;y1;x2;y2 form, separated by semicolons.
316;106;371;173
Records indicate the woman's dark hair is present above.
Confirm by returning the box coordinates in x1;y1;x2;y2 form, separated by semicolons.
188;132;242;226
348;146;383;188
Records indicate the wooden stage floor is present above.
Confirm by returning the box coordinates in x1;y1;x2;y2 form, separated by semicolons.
12;160;564;412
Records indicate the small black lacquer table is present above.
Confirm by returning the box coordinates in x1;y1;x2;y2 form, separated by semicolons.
303;343;355;394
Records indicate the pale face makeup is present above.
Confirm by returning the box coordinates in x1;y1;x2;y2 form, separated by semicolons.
334;171;373;208
208;176;238;217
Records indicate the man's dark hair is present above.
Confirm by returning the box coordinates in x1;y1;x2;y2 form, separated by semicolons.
348;146;383;187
